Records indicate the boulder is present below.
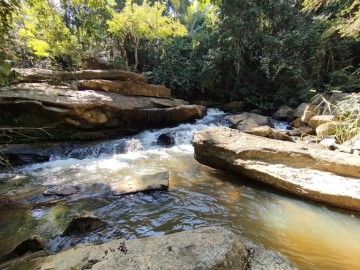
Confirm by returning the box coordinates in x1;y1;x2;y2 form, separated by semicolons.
10;227;296;270
308;115;338;129
316;121;339;137
218;101;244;112
62;212;106;236
226;112;270;131
193;127;360;211
293;103;320;124
290;118;305;128
311;94;330;105
272;105;294;121
77;80;171;98
111;172;169;195
15;68;146;83
157;133;175;147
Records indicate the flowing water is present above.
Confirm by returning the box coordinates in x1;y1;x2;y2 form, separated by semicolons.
1;109;360;270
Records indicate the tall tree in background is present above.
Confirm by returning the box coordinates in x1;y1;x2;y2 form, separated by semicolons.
107;0;187;70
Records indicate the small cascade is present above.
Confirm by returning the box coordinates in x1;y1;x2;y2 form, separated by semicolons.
53;108;229;160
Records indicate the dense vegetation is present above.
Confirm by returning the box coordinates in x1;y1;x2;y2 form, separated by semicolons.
1;0;360;111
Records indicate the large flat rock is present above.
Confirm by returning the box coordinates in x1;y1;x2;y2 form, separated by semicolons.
6;227;296;270
0;83;205;142
77;80;171;98
15;68;146;83
0;83;184;110
193;127;360;211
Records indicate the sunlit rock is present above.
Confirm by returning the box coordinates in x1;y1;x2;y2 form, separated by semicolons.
193;127;360;211
293;103;319;124
9;227;297;270
308;115;338;129
111;172;169;195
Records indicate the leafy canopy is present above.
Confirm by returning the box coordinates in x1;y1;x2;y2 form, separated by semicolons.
107;0;187;41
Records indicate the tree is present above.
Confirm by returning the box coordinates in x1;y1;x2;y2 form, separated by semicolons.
107;0;187;70
303;0;360;39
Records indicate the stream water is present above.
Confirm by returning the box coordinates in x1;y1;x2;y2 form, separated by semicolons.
1;109;360;270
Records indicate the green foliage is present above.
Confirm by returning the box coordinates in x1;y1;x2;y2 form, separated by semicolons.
0;62;19;86
149;1;222;99
107;0;187;70
302;0;360;39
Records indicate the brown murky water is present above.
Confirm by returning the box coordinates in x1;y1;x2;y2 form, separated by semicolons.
1;110;359;270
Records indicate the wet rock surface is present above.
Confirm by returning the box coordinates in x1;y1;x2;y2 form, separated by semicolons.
0;235;46;266
111;172;169;196
62;212;106;236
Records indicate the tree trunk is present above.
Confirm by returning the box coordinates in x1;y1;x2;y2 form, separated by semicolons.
119;38;129;71
133;37;140;72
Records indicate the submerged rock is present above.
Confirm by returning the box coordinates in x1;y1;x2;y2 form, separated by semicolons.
193;127;360;211
111;172;169;196
12;235;45;256
0;235;46;267
62;212;106;236
9;227;296;270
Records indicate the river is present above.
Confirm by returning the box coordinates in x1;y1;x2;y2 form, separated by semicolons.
0;109;360;270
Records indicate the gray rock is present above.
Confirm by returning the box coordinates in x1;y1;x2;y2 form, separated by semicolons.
249;246;297;270
226;112;271;131
272;105;294;121
293;103;319;124
9;227;296;270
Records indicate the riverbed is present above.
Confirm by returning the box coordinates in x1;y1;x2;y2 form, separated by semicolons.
0;109;359;270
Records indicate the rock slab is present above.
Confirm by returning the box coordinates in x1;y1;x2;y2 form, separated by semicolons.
8;227;296;270
112;172;169;195
193;127;360;211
